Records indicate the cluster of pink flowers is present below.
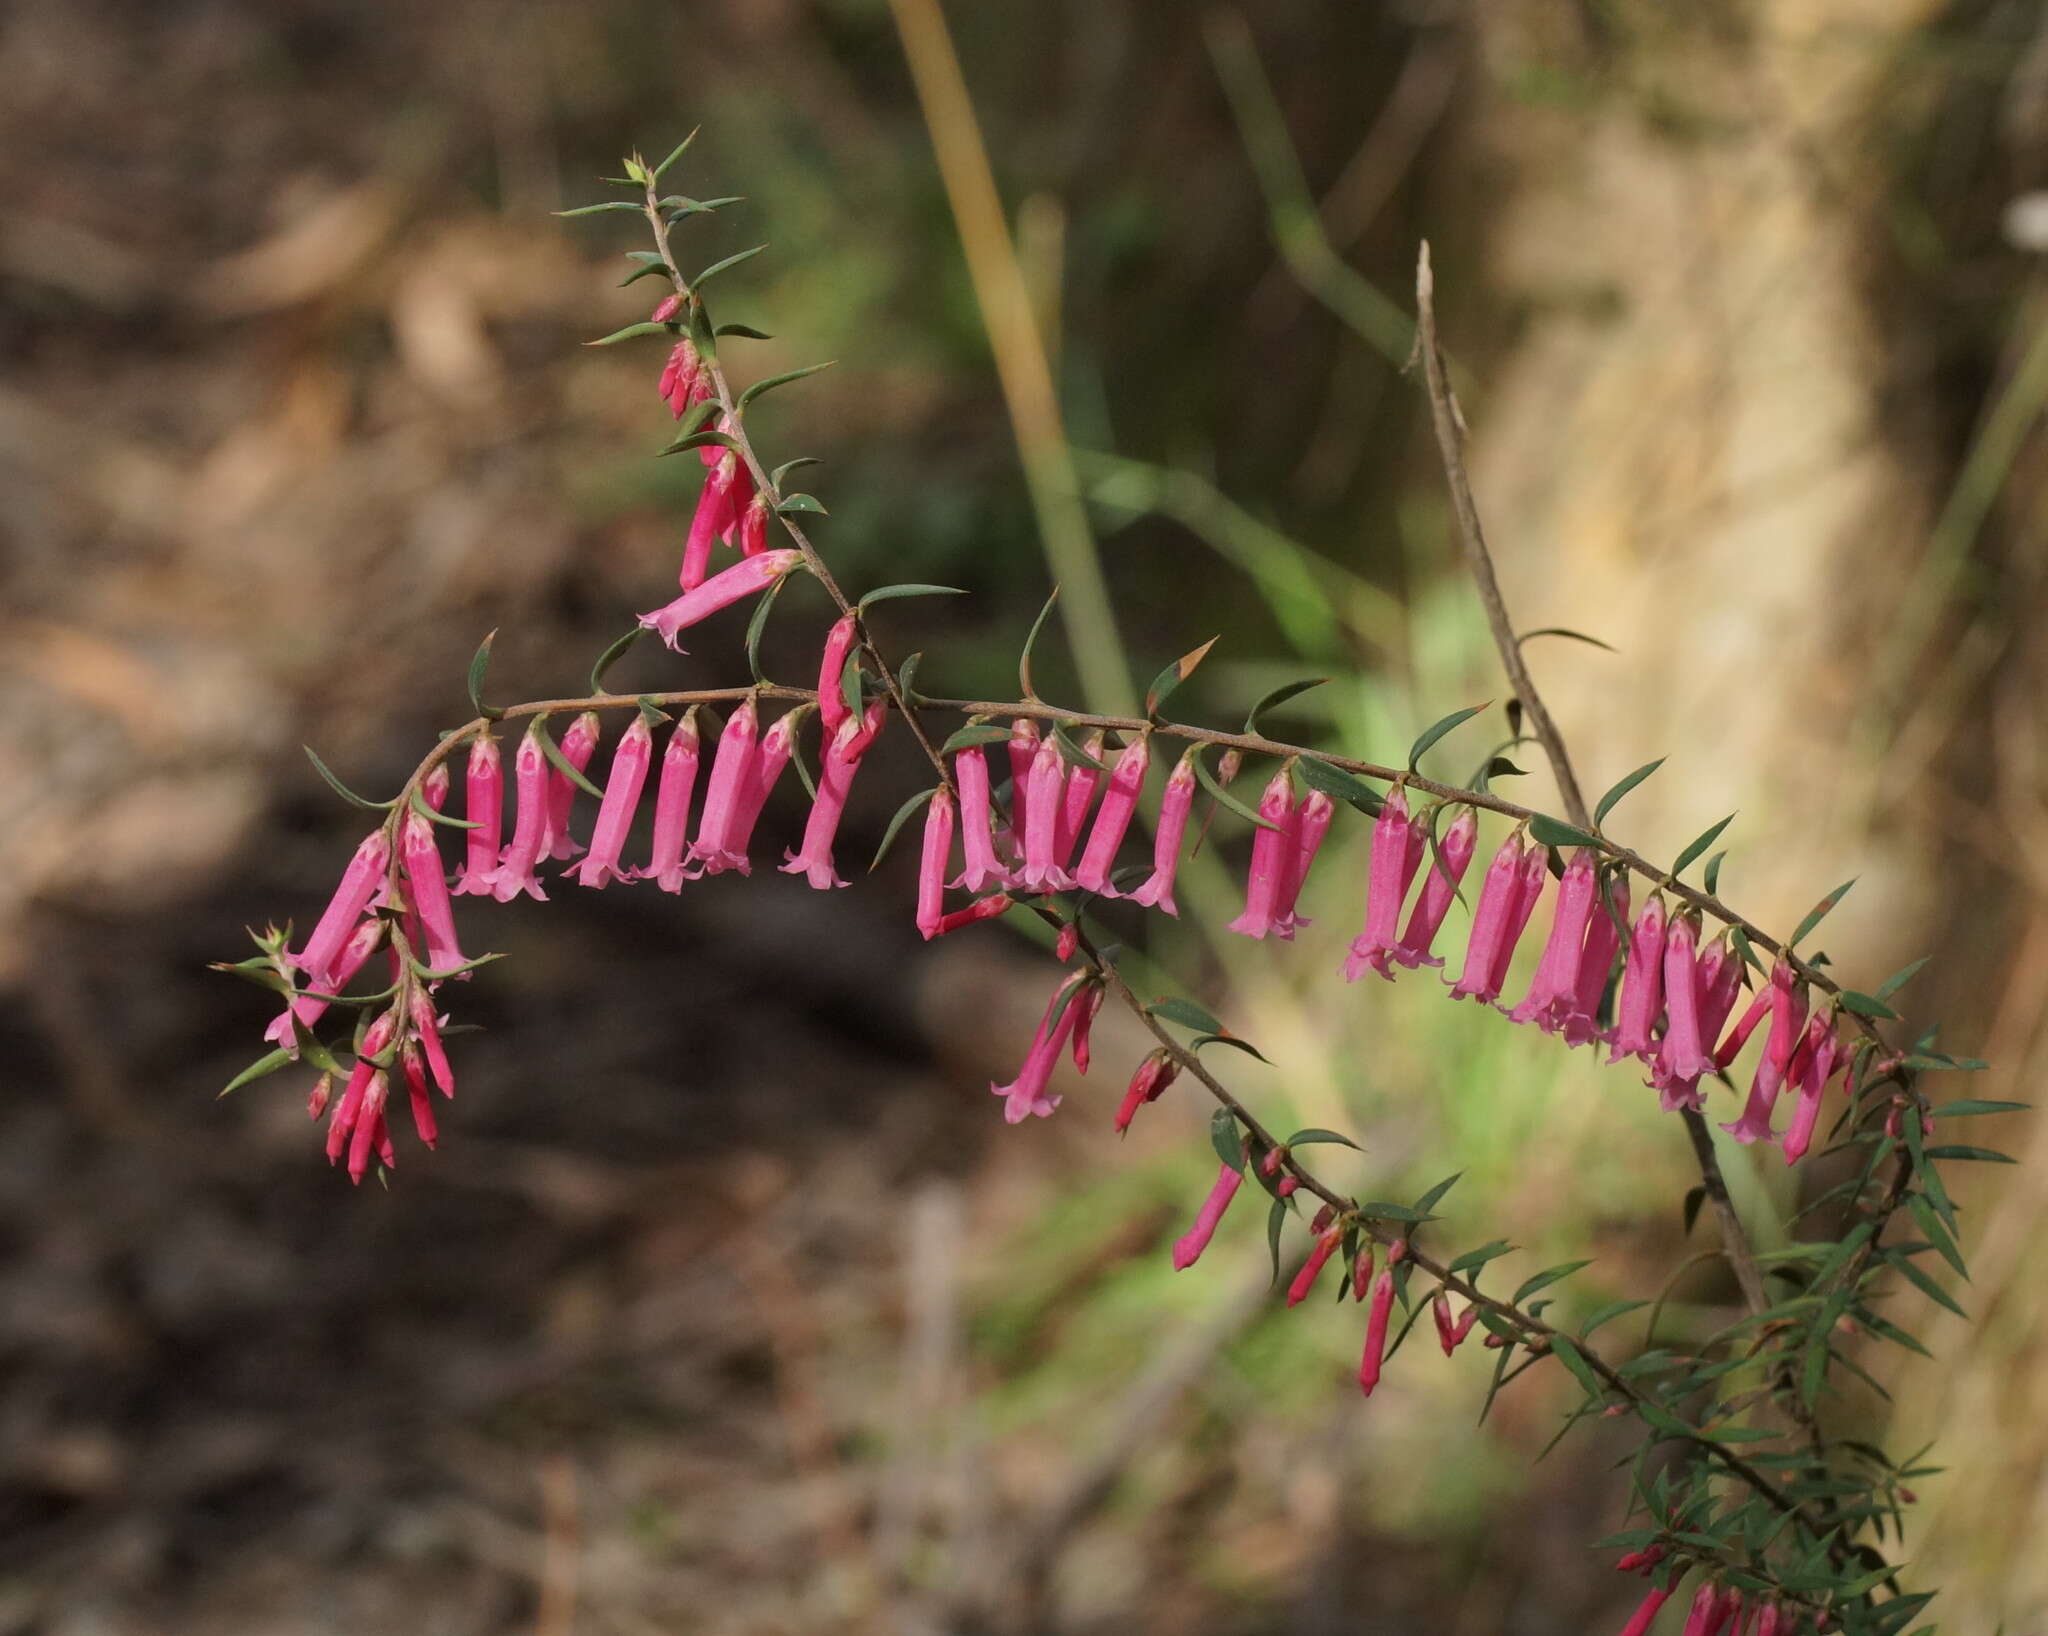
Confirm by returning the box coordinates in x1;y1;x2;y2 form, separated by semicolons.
1614;1577;1810;1636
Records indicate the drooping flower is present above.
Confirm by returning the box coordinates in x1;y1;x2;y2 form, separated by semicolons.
1126;747;1198;916
542;712;601;862
451;734;503;897
723;706;800;870
1780;1008;1841;1164
1682;1583;1736;1636
269;917;382;1047
1433;1293;1480;1355
1014;732;1074;894
640;710;702;892
990;971;1088;1123
1069;981;1103;1073
1114;1050;1177;1134
1074;735;1150;895
1274;789;1337;940
419;762;450;812
640;549;803;652
815;614;859;736
400;810;470;975
783;702;884;891
736;491;769;559
1559;873;1629;1047
1344;785;1420;982
410;988;455;1099
658;336;703;416
932;894;1012;936
294;828;390;986
1491;839;1552;995
951;744;1012;893
400;1045;437;1150
1606;893;1668;1063
1448;830;1527;1003
916;785;957;940
677;448;754;590
1658;933;1742;1112
1172;1162;1244;1270
1656;913;1715;1085
1722;960;1809;1145
1357;1263;1397;1396
1509;848;1600;1028
1392;806;1478;967
1287;1229;1343;1307
325;1010;396;1174
1616;1586;1675;1636
572;714;654;888
493;724;553;903
1714;987;1771;1070
344;1069;391;1185
1229;767;1301;939
1005;719;1039;861
687;696;760;877
1052;730;1106;864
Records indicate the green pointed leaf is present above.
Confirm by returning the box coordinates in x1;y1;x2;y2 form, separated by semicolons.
1580;1298;1650;1338
869;787;936;871
1519;626;1616;653
585;320;671;347
1285;1128;1360;1150
617;260;672;289
1549;1334;1604;1402
553;200;644;218
1875;956;1930;1001
1413;1171;1462;1216
1243;675;1328;737
1297;755;1384;816
897;652;924;703
1703;850;1729;896
1594;758;1666;829
1838;990;1901;1021
716;322;774;340
1051;723;1108;773
1513;1260;1592;1304
292;1019;344;1078
1923;1144;2015;1164
1880;1248;1965;1318
1193;747;1282;831
1447;1240;1514;1277
942;723;1013;753
304;745;394;811
840;651;864;729
858;583;967;613
533;717;605;799
1018;587;1060;699
655;428;738;458
771;457;821;489
1265;1195;1290;1286
466;629;500;721
1790;878;1857;950
1210;1106;1246;1171
1407;704;1488;773
1931;1099;2028;1118
692;243;767;289
743;572;789;684
1192;1032;1270;1064
1358;1201;1429;1223
1148;996;1224;1034
776;493;828;516
1144;636;1218;720
738;359;836;410
651;129;698;179
1528;814;1600;851
589;625;646;695
1672;814;1735;880
410;785;479;830
219;1047;295;1098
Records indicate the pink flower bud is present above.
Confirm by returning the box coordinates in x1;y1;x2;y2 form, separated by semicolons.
736;491;769;558
991;971;1088;1123
932;894;1012;936
1449;831;1526;1002
659;337;698;413
1611;1544;1665;1574
816;614;859;736
1559;873;1629;1047
1344;785;1417;982
1607;894;1668;1063
651;293;684;325
1753;1606;1782;1636
493;724;553;903
326;1010;397;1168
1172;1162;1244;1271
916;785;957;939
1617;1587;1675;1636
573;715;654;888
1114;1051;1176;1134
295;828;390;986
410;989;455;1099
1074;735;1150;895
1683;1584;1735;1636
1274;788;1336;940
451;734;503;897
307;1074;332;1121
688;697;760;877
420;762;450;812
346;1069;391;1184
1055;923;1079;962
401;1045;437;1149
1357;1265;1396;1396
1508;848;1599;1028
1353;1243;1376;1302
640;711;703;891
1229;767;1301;939
1053;730;1106;864
951;745;1013;892
1014;732;1075;894
1433;1292;1482;1355
1069;981;1103;1073
542;712;600;862
1393;806;1478;968
782;702;883;890
1288;1229;1342;1306
1005;719;1039;861
400;810;470;975
678;448;751;590
1715;987;1771;1070
1125;748;1197;917
640;549;803;652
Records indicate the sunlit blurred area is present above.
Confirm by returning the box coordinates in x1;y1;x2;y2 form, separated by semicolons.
2;0;2043;1631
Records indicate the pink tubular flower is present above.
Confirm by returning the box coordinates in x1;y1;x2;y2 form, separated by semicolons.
1069;981;1103;1073
410;988;455;1099
1492;839;1552;993
451;734;503;897
1715;987;1771;1070
1172;1162;1244;1270
724;708;799;870
1607;893;1668;1063
1723;960;1809;1145
933;894;1012;936
1357;1265;1397;1396
678;448;752;590
573;715;653;888
1559;874;1629;1047
951;745;1012;892
1781;1008;1841;1164
344;1069;391;1184
1657;913;1715;1084
1126;748;1198;916
401;1046;437;1149
269;918;381;1047
641;549;803;652
543;712;600;863
783;703;883;890
1074;735;1150;895
1344;785;1419;982
687;697;761;877
1449;830;1526;1001
1393;806;1478;968
493;725;552;903
1274;789;1336;940
1053;731;1106;864
1612;1545;1666;1575
1114;1051;1177;1134
1014;732;1074;894
659;337;700;415
1683;1584;1735;1636
400;810;469;975
816;613;858;736
916;785;957;939
991;971;1088;1123
639;711;702;892
1288;1229;1343;1306
1753;1605;1782;1636
326;1011;396;1168
1229;767;1301;939
1658;934;1741;1112
1618;1587;1676;1636
1509;847;1599;1028
295;829;390;986
1005;719;1039;861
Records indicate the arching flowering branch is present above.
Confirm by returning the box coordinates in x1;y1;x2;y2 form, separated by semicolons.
209;140;1997;1633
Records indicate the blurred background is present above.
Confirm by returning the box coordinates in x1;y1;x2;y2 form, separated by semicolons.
2;0;2044;1630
